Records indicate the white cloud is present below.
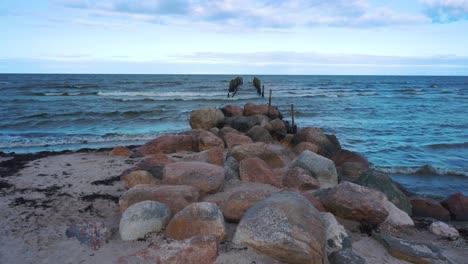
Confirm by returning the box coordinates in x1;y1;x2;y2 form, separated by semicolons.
57;0;429;28
420;0;468;22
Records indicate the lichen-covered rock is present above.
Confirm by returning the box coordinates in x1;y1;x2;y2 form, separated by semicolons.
314;182;389;226
293;142;320;155
221;105;243;117
356;170;412;216
119;201;171;241
441;192;468;220
321;212;352;255
170;147;224;166
229;142;285;169
292;127;341;157
222;132;253;149
239;157;282;187
118;235;218;264
132;153;175;180
429;221;460;240
410;197;451;221
165;202;226;241
162;161;225;196
222;115;270;133
179;129;224;152
291;150;338;188
282;167;320;191
189;107;224;130
119;184;199;215
233;191;326;264
123;170;158;189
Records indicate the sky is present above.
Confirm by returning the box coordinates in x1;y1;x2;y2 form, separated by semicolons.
1;0;468;75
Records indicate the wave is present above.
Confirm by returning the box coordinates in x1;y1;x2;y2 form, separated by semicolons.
425;142;468;149
395;88;424;95
375;165;467;178
97;91;227;97
32;92;98;96
20;109;169;120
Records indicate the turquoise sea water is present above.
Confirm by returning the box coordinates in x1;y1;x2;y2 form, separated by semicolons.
0;74;467;197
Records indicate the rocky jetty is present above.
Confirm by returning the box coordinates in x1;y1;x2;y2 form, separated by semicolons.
107;102;466;263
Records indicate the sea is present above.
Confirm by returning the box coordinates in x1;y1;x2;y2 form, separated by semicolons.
0;74;467;197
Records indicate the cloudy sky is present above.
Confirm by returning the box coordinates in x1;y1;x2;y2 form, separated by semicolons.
1;0;468;75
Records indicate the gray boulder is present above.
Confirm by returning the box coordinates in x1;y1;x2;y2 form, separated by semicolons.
119;201;171;241
233;191;326;264
329;249;366;264
190;107;224;130
321;212;352;255
291;150;338;188
246;125;274;143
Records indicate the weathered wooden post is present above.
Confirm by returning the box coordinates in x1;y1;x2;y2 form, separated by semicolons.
291;104;295;128
261;85;265;97
268;89;272;117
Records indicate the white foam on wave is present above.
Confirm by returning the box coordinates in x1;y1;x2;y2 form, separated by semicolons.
375;165;468;177
97;91;227;97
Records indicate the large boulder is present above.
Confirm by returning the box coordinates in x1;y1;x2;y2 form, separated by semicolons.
133;135;195;156
162;161;225;196
239;157;282;187
229;142;285;168
332;150;370;181
119;185;199;215
165;202;226;241
356;170;412;216
314;182;389;226
119;201;171;241
170;147;224;166
246;125;274;143
233;191;326;264
222;184;279;222
243;103;281;118
222;115;270;133
292;128;341;157
410;197;451;221
179;129;224;152
189;107;224;130
293;142;320;155
132;153;175;180
222;132;253;149
321;212;352;255
290;150;338;188
441;193;468;220
118;235;218;264
221;105;243;117
282;167;320;191
123;170;158;189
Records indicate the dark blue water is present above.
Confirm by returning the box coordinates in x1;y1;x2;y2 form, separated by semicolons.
0;74;467;197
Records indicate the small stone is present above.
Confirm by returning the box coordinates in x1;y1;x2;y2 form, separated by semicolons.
109;146;131;156
429;221;459;240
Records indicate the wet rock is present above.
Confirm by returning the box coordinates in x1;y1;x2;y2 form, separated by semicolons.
332;149;369;181
328;249;366;264
356;170;412;215
441;192;468;220
133;135;195;156
162;161;225;196
222;184;279;222
123;170;158;189
119;185;199;215
233;191;326;264
239;157;282;187
65;221;108;250
291;150;338;188
179;129;224;152
165;202;226;241
221;105;243;117
222;132;253;149
246;125;274;143
119;201;171;241
222;115;270;133
118;235;218;264
189;107;224;131
282;167;320;191
293;142;320;155
314;182;389;226
109;146;131;156
374;233;449;264
321;212;352;255
429;221;460;240
292;128;341;157
410;197;450;221
229;142;285;169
